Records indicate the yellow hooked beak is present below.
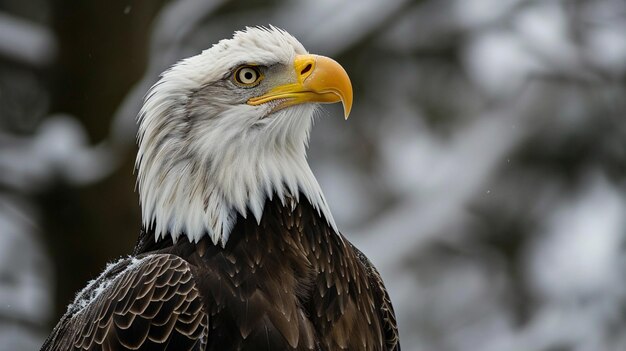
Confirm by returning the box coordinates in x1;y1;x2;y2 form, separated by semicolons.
247;54;353;119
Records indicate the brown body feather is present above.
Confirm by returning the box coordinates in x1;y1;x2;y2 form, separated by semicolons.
41;195;399;350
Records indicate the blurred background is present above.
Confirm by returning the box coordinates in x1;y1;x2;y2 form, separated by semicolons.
1;0;625;350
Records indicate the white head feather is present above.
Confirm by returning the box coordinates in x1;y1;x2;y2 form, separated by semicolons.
136;27;337;246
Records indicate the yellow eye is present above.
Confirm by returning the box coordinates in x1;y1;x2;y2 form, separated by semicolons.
234;66;262;86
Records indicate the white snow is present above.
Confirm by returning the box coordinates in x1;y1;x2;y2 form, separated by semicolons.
463;31;545;97
528;173;626;301
0;196;52;349
68;256;150;313
0;11;56;67
0;115;117;191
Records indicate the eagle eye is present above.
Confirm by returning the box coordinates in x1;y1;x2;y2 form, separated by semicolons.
233;66;263;87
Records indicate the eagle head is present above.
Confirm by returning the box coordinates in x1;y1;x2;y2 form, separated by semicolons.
136;26;352;246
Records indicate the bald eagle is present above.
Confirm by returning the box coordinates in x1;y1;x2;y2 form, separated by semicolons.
41;27;400;351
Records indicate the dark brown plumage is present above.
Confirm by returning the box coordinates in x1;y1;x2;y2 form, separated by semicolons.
41;194;399;350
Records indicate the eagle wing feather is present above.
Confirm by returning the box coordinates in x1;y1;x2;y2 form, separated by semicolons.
352;245;401;351
40;254;208;351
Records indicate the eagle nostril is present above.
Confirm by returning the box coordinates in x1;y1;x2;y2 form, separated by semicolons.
301;63;312;76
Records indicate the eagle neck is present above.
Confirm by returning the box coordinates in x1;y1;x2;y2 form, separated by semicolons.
140;143;337;246
134;193;340;255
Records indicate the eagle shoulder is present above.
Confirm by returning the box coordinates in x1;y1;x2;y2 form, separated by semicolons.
40;254;208;351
